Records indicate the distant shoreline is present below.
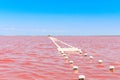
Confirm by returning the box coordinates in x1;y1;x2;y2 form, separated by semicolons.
0;35;119;37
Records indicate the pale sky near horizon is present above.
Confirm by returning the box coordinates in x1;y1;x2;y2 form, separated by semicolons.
0;0;120;35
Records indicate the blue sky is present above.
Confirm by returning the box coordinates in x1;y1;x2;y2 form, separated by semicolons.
0;0;120;35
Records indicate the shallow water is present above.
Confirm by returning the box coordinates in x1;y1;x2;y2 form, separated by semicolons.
0;36;120;80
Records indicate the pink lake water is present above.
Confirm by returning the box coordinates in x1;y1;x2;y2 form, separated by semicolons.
0;36;120;80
